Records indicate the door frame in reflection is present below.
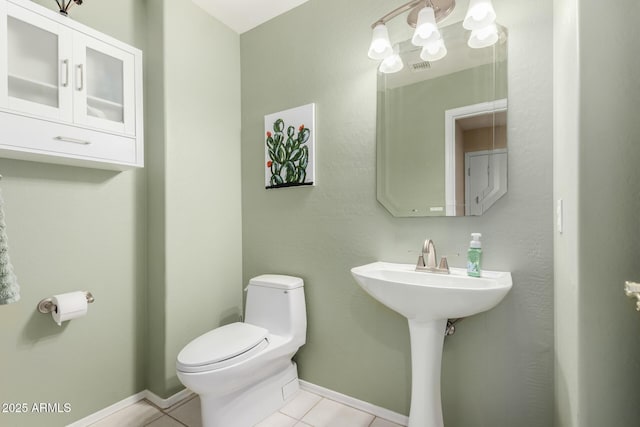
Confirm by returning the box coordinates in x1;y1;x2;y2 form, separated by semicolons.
444;98;507;216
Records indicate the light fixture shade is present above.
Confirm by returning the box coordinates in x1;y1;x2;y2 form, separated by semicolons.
420;38;447;61
468;24;499;48
412;7;440;46
463;0;496;30
379;44;404;74
368;23;393;60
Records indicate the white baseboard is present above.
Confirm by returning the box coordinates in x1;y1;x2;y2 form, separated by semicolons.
67;382;408;427
144;388;195;409
65;388;194;427
66;391;148;427
299;380;409;426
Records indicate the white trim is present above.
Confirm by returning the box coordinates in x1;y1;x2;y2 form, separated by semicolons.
67;382;408;427
444;98;508;216
299;380;409;426
143;388;195;410
66;391;147;427
65;388;194;427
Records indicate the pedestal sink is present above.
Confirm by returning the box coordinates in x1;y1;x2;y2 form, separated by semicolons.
351;262;512;427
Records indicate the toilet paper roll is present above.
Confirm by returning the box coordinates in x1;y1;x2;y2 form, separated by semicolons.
51;291;88;326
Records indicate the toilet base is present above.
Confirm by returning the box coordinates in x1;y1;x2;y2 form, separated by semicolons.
199;362;299;427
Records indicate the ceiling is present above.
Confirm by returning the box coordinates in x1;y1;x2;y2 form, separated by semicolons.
191;0;311;34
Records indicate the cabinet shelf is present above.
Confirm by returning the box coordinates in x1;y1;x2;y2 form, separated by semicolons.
8;73;58;107
87;94;124;109
87;95;124;122
8;73;58;91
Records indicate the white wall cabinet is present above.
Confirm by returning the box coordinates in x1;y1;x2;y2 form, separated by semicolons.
0;0;143;170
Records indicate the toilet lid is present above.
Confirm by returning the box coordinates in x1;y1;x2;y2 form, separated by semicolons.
177;322;268;370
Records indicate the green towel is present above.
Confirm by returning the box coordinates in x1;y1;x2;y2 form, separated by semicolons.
0;190;19;305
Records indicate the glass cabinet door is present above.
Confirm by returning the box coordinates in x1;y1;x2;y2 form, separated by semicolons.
73;34;135;136
3;2;72;121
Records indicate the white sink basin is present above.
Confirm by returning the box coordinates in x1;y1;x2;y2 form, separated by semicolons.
351;261;512;321
351;261;512;427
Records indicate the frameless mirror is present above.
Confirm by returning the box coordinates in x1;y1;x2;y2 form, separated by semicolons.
377;21;508;217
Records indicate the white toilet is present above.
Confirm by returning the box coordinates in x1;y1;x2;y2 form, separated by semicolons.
176;274;307;427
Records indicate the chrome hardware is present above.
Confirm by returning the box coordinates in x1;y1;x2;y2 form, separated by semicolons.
624;281;640;311
415;239;450;274
54;136;91;145
37;291;94;314
61;59;70;87
370;0;456;29
76;64;84;91
445;318;463;336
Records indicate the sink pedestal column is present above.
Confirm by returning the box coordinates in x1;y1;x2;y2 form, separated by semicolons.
407;318;447;427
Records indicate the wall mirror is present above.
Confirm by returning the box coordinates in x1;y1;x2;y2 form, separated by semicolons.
376;21;508;217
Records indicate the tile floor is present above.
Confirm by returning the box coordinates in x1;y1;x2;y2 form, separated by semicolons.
87;390;405;427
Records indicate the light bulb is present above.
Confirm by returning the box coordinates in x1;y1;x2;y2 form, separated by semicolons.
412;7;440;46
368;23;393;60
420;38;447;61
463;0;496;30
468;23;499;48
379;45;404;74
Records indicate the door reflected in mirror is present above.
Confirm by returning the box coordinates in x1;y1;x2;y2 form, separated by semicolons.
376;21;508;217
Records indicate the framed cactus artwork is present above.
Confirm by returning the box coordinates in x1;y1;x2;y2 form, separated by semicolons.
264;103;316;189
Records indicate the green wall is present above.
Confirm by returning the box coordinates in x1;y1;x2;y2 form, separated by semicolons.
144;0;167;398
162;0;243;397
579;0;640;421
10;0;640;425
144;0;244;398
555;0;640;426
553;0;580;424
0;1;147;425
0;0;242;425
241;0;554;424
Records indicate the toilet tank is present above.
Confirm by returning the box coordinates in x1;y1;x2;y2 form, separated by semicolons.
244;275;306;343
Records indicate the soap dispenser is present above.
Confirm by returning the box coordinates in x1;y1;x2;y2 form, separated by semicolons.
467;233;482;277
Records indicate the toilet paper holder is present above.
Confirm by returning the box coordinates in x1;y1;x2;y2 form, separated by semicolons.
37;291;95;314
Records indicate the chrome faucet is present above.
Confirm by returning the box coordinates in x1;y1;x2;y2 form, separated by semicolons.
415;239;450;274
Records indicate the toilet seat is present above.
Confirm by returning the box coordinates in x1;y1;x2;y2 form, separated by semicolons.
177;322;269;373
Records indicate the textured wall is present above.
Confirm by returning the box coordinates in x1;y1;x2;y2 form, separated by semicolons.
0;5;244;427
241;0;554;424
162;0;243;397
0;1;147;425
553;0;580;424
554;1;640;426
144;0;167;397
143;0;243;398
577;0;640;425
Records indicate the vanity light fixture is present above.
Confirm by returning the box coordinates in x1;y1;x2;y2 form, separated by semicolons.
411;6;441;46
420;37;448;61
368;23;394;60
369;0;500;72
368;0;455;73
379;44;405;74
463;0;496;30
468;23;499;48
463;0;499;48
